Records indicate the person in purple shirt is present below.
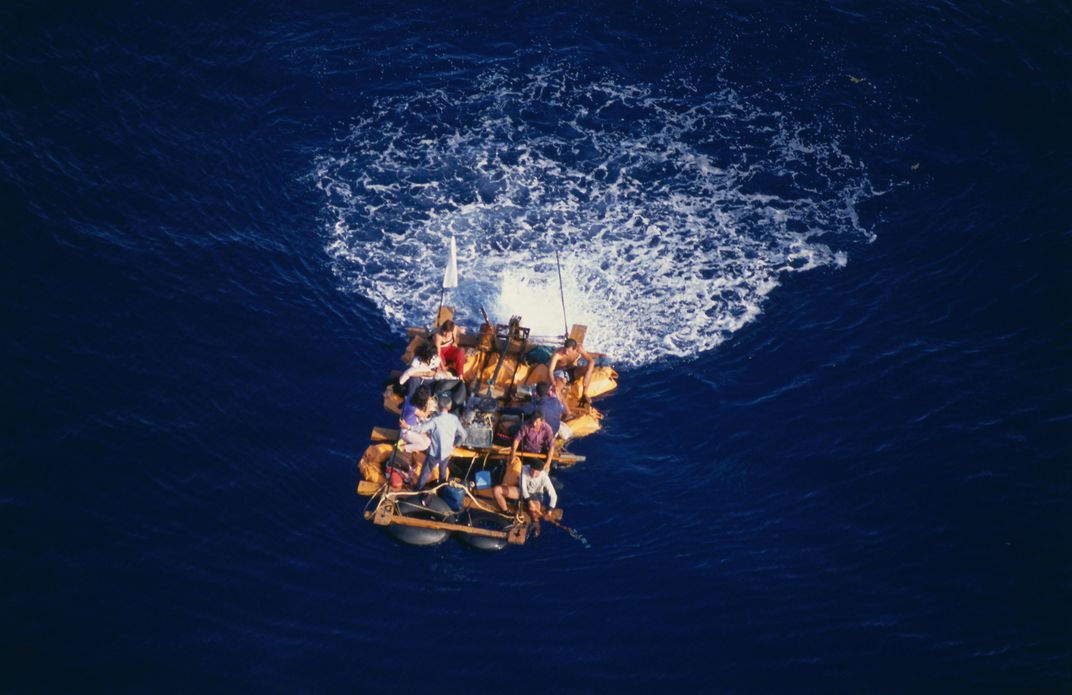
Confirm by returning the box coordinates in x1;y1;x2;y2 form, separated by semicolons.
398;386;432;453
509;410;555;470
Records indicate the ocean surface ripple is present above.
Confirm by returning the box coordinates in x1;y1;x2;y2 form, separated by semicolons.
3;1;1069;691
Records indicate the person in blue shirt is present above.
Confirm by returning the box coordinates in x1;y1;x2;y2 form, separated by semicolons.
409;393;468;489
502;381;572;440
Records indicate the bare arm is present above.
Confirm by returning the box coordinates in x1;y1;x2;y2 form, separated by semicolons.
580;350;596;396
547;351;562;377
544;475;558;510
510;432;521;461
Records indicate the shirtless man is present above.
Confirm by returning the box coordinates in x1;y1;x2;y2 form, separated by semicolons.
546;338;595;406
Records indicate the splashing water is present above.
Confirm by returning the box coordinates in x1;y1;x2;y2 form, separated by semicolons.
315;61;877;366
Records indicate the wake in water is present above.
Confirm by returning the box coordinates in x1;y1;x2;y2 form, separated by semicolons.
314;59;879;366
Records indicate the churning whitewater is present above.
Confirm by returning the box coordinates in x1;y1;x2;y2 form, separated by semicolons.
315;58;881;365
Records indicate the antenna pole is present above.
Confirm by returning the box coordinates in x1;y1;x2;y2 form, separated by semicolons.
556;249;568;338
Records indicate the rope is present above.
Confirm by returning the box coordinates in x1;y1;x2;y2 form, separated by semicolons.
361;481;387;517
544;516;591;549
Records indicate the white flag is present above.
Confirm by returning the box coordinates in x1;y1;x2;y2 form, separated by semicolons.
442;235;458;289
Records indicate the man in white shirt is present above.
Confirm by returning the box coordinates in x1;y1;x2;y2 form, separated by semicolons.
493;458;557;534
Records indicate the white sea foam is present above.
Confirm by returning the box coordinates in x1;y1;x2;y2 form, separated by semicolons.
314;62;877;366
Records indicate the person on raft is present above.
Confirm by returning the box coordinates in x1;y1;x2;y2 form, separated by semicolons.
509;409;556;470
398;386;432;453
399;341;466;407
546;338;595;407
433;319;466;380
408;393;467;490
492;458;557;535
501;381;573;441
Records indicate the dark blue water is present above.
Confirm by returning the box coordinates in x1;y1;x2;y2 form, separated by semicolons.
4;2;1070;691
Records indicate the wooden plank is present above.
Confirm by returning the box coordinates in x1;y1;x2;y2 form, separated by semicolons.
366;432;586;465
569;324;587;346
358;483;564;525
515;450;586;464
401;334;424;365
375;513;511;540
435;306;453;327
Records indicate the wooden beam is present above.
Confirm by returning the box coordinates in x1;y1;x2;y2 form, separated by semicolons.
366;430;586;464
371;513;512;540
569;324;587;346
435;306;453;327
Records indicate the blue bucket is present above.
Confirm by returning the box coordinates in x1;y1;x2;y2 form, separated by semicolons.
474;471;493;490
439;484;465;512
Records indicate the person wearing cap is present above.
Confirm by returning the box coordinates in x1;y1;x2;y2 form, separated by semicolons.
410;393;468;489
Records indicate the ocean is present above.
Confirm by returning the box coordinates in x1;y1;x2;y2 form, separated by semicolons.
3;1;1070;691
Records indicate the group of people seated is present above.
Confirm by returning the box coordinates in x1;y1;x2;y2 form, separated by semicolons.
397;320;468;408
389;318;598;532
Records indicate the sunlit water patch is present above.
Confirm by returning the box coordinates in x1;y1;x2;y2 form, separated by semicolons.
315;60;880;365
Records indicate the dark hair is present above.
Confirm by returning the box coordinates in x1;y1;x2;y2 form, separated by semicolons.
535;382;550;398
531;459;546;471
440;319;455;332
530;410;544;421
563;338;577;350
412;386;431;410
415;340;436;363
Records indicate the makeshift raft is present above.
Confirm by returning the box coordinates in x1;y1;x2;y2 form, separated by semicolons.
357;307;618;548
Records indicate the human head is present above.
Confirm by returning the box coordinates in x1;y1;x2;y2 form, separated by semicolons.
530;458;546;472
437;393;453;411
412;386;431;410
563;338;578;355
415;340;436;363
528;411;544;426
440;319;455;333
535;382;550;398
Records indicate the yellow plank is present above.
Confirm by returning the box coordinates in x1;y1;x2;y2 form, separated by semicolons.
357;480;384;496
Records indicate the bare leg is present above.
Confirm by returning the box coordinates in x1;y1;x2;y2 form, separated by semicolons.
493;484;519;512
527;500;544;535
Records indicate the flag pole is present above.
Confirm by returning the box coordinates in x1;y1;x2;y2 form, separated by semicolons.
556;249;568;338
433;234;459;329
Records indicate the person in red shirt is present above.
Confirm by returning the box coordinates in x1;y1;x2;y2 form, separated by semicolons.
433;319;466;380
